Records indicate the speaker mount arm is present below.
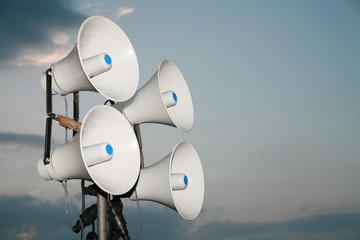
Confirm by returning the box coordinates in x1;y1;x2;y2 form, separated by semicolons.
43;117;52;165
73;92;80;136
43;70;82;165
45;69;53;116
43;69;53;165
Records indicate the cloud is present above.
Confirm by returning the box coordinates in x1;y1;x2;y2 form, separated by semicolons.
192;214;360;240
123;203;190;239
115;7;135;18
15;224;37;240
1;194;360;240
81;3;94;9
51;31;71;46
6;48;70;67
0;195;75;240
0;132;64;201
0;0;86;68
78;3;134;19
0;132;44;146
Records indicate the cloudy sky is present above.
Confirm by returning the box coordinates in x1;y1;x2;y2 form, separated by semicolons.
1;0;360;239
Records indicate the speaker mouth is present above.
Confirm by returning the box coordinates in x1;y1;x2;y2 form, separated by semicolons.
80;105;141;195
157;59;194;132
78;16;139;102
128;141;204;220
169;141;204;220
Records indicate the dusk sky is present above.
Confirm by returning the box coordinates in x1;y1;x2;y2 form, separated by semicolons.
1;0;360;239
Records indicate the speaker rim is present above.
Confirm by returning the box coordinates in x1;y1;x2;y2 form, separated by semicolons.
77;16;139;102
169;141;205;220
79;105;141;195
157;59;194;132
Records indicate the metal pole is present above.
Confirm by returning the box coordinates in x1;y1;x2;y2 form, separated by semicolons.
72;92;85;240
97;193;107;240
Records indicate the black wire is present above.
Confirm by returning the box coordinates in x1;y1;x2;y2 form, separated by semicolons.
104;99;115;105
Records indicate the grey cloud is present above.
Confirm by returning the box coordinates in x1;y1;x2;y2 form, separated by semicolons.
0;132;44;146
0;132;49;197
0;195;186;240
0;195;75;240
1;194;360;240
0;132;61;149
123;203;188;239
0;0;86;66
192;213;360;240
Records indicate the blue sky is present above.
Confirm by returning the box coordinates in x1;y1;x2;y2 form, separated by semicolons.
0;0;360;239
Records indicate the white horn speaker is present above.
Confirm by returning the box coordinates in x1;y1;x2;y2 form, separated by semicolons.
37;105;140;195
129;141;204;220
40;16;139;102
113;59;194;132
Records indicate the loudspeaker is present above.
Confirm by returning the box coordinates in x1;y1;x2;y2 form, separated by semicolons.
129;141;204;220
113;59;194;132
40;16;139;102
37;105;140;195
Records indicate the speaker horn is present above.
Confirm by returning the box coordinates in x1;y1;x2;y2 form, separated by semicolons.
40;16;139;102
37;105;140;195
113;59;194;132
129;141;204;220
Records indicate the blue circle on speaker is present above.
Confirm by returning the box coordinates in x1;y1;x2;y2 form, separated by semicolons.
184;175;188;186
104;55;112;65
106;144;113;155
173;92;177;102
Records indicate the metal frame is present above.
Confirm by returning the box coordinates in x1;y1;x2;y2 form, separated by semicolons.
43;69;53;165
42;70;135;240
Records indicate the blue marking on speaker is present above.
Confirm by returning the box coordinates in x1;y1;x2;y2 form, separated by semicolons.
106;144;113;155
184;175;188;186
105;55;112;65
173;92;177;102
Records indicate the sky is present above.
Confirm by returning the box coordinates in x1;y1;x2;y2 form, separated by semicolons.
0;0;360;239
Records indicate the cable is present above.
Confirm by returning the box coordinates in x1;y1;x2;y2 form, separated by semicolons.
104;99;115;106
61;181;84;240
134;190;142;240
108;199;130;240
72;204;97;233
61;84;84;240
